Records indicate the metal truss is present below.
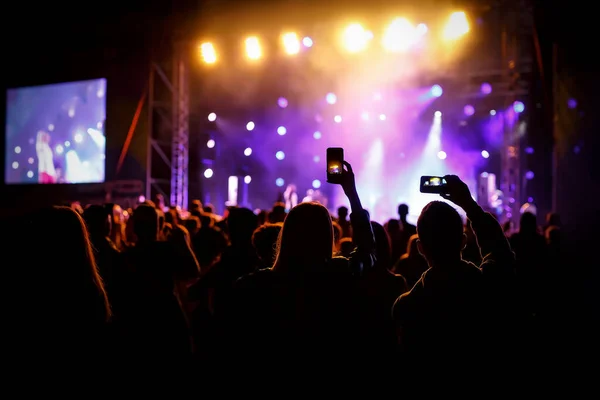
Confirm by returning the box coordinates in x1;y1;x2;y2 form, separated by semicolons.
171;46;190;210
498;0;533;222
146;45;190;209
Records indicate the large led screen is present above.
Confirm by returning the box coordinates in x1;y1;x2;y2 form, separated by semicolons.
5;78;106;184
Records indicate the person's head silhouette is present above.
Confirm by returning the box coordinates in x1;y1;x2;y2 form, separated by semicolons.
416;201;465;267
83;204;111;239
252;223;282;268
337;206;348;220
398;203;409;221
273;202;333;272
132;204;159;242
519;212;537;234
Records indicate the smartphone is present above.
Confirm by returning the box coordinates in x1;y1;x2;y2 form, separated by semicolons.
420;176;447;194
326;147;344;184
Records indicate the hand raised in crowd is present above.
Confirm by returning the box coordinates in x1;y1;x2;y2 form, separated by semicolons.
340;160;357;197
440;175;478;213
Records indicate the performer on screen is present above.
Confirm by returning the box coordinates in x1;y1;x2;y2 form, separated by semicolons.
36;131;57;184
283;184;298;211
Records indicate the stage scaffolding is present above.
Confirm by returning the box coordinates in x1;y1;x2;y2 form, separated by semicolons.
146;43;190;210
146;1;532;218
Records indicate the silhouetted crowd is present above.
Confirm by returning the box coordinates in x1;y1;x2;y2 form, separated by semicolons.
5;163;591;385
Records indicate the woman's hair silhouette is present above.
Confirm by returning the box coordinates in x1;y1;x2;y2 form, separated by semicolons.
273;202;334;272
29;206;111;323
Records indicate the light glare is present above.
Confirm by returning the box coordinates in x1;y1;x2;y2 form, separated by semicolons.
245;36;262;60
343;23;370;53
282;32;301;55
383;18;417;52
200;42;217;64
443;11;470;40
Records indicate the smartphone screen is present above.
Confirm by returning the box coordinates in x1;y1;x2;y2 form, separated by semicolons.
326;147;344;183
420;175;447;193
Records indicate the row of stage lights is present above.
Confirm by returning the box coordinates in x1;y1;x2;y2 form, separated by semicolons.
202;100;525;188
199;11;470;64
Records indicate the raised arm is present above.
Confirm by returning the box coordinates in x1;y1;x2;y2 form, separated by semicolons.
340;161;376;273
441;175;515;277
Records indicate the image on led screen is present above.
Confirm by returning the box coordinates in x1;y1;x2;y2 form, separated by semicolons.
5;78;106;184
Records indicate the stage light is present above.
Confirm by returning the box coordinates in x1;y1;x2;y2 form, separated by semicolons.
313;155;320;162
464;105;475;116
416;23;428;36
200;42;217;64
481;150;490;158
312;179;321;189
334;115;342;123
244;147;252;156
12;161;18;169
14;146;21;154
313;131;321;139
207;139;215;148
27;171;33;178
277;126;287;136
48;124;55;131
245;36;262;60
513;101;525;113
282;32;301;55
481;83;492;94
568;98;577;109
431;84;443;97
343;23;370;53
434;111;442;118
65;141;71;147
208;112;217;121
246;121;255;131
74;133;83;143
204;168;214;178
525;147;534;154
383;18;416;52
55;144;64;154
244;175;252;184
276;178;285;187
490;110;496;116
28;157;34;164
379;114;386;121
525;171;534;180
276;151;285;160
302;37;313;47
437;150;447;160
443;11;469;41
277;97;288;108
326;93;337;105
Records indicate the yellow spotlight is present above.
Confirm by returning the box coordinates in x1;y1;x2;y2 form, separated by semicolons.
245;36;262;60
200;42;217;64
443;11;470;40
382;18;416;52
342;23;370;53
282;32;301;55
